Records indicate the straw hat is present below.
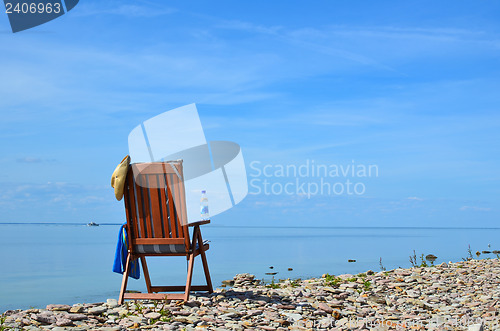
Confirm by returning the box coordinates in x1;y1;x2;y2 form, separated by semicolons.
111;155;130;201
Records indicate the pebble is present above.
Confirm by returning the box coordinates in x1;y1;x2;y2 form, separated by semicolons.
2;259;499;330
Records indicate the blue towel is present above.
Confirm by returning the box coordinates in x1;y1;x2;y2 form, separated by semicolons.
113;224;140;279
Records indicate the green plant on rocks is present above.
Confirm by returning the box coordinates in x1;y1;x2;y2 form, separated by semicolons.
409;250;429;267
159;306;171;320
134;301;144;314
287;278;302;288
419;254;428;267
0;313;6;331
265;277;280;289
363;279;371;291
323;274;342;287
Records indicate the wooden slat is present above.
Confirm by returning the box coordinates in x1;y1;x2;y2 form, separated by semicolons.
166;174;178;238
125;173;140;240
173;162;190;250
175;173;185;238
171;172;185;240
144;177;154;238
138;177;153;238
123;175;134;243
123;293;169;300
132;238;185;245
188;220;210;227
159;173;171;238
149;175;163;238
150;285;211;292
135;180;147;238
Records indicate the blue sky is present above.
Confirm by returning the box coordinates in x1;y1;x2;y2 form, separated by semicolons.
0;0;499;227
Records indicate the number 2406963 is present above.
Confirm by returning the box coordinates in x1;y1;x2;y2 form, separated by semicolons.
5;2;62;14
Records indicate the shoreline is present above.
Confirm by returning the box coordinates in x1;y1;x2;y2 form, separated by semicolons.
2;258;499;330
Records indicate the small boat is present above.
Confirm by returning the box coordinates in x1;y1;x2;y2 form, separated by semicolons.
87;222;99;226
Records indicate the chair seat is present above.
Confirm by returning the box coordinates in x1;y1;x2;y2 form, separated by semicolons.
134;240;210;254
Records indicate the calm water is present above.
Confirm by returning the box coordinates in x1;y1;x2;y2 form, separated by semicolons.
1;223;499;312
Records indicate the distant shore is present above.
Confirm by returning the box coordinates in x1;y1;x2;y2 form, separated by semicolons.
2;258;499;330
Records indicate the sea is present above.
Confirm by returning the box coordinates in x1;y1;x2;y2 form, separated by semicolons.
1;223;499;312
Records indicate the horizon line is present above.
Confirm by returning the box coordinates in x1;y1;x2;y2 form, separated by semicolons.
0;222;499;230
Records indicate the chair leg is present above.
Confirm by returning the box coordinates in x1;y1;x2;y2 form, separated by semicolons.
140;257;153;293
118;253;131;305
184;253;195;301
197;231;213;293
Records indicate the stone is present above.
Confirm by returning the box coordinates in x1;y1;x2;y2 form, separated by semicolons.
106;299;119;308
317;302;333;313
69;306;85;313
144;312;162;320
33;313;57;324
46;304;71;311
129;315;147;324
66;313;88;321
87;306;107;315
55;317;73;326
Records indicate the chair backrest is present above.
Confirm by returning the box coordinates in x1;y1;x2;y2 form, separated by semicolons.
123;161;190;252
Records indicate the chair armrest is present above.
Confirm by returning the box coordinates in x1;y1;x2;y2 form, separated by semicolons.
188;220;210;227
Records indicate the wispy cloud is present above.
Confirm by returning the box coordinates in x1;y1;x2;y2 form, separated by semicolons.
74;2;176;17
16;157;56;163
16;157;42;163
460;206;492;212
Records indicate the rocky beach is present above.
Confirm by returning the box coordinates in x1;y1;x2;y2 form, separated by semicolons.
2;258;499;330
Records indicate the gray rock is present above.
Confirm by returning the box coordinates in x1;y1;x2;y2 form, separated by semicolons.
144;312;162;320
55;317;73;326
87;306;107;315
106;299;119;308
317;302;333;313
66;313;88;321
129;315;147;324
46;304;71;311
34;313;57;324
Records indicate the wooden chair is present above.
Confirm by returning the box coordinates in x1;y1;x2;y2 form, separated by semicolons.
118;161;213;304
